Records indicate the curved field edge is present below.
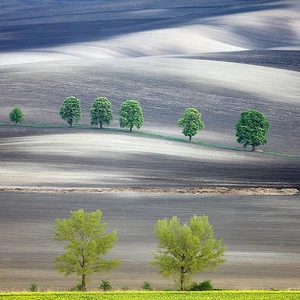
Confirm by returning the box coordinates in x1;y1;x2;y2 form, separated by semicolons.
1;123;299;158
1;291;300;300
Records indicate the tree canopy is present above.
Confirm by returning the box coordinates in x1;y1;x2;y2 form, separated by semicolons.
119;100;143;132
152;215;226;291
53;209;120;291
59;96;82;127
9;107;24;124
235;110;270;151
90;97;113;129
178;108;204;141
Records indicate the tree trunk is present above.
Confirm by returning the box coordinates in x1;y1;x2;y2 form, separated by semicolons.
81;274;87;292
180;266;184;291
251;144;256;152
189;136;192;142
130;127;132;133
69;120;73;128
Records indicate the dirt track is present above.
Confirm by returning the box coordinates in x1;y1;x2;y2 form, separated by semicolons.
0;187;298;195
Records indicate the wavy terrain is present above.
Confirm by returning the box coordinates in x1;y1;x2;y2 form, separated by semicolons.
0;0;299;291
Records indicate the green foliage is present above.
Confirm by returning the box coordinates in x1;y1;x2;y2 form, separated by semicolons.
1;291;300;300
178;108;204;141
119;100;144;132
235;110;270;151
152;215;226;291
90;97;113;129
190;280;214;291
28;283;38;292
69;283;82;291
99;279;112;291
52;209;120;291
142;281;153;291
9;108;24;124
59;96;82;127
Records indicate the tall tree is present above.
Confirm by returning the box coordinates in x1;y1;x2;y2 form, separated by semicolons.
59;96;82;127
152;215;226;291
53;209;120;291
119;100;143;132
9;107;24;124
178;108;204;141
90;97;113;129
236;110;270;151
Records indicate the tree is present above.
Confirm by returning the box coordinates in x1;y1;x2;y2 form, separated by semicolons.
151;215;226;291
59;96;82;127
178;108;204;141
90;97;113;129
119;100;143;132
53;209;120;291
235;110;270;152
9;107;24;124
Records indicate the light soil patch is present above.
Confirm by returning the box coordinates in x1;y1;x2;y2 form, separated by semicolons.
1;131;299;189
0;187;298;195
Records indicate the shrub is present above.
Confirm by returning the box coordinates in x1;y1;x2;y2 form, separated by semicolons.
99;279;112;291
142;281;153;291
190;280;214;291
29;283;38;292
69;283;82;291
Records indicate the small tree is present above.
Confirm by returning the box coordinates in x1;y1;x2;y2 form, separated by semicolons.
178;108;204;141
90;97;113;129
151;215;226;291
53;209;120;292
59;96;82;127
9;107;24;124
119;100;143;132
236;110;270;152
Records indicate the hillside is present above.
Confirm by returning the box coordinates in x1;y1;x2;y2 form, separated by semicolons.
0;0;299;291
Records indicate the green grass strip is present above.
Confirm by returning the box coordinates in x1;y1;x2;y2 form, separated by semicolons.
0;291;300;300
1;122;299;158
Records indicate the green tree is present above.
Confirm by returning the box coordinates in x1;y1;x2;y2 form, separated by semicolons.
53;209;120;291
151;215;226;291
9;107;24;124
235;110;270;152
178;108;204;141
59;96;82;127
119;100;143;132
90;97;113;129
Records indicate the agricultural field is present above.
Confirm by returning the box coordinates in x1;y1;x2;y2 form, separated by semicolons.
0;192;299;290
1;291;300;300
0;0;299;293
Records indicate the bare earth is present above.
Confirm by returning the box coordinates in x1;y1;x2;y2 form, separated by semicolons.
0;0;300;292
1;192;300;291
